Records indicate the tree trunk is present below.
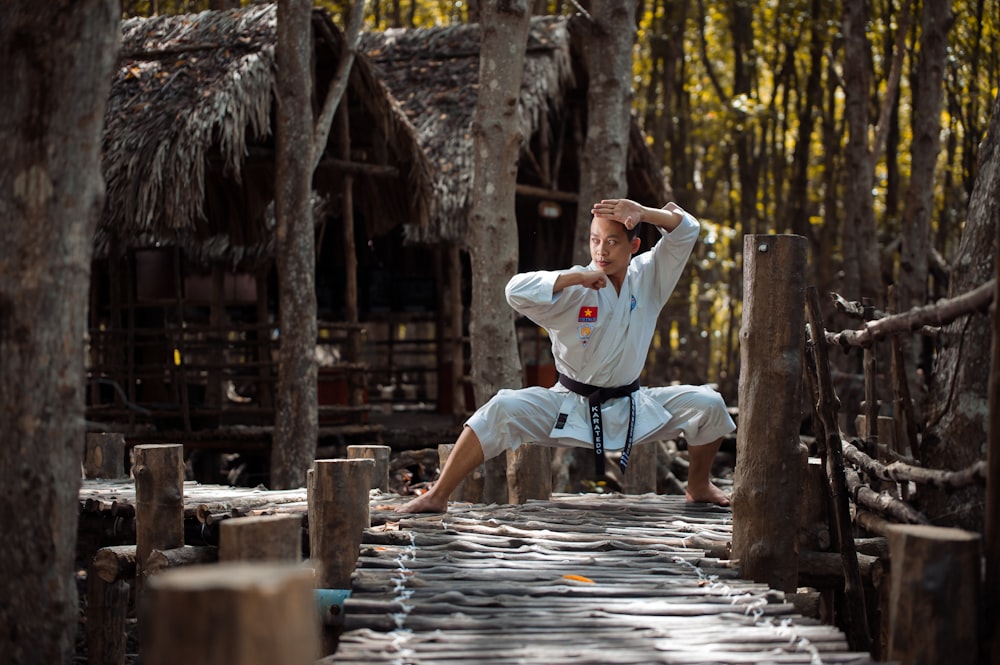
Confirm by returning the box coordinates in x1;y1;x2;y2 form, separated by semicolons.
898;0;950;368
572;0;638;266
920;91;1000;531
841;0;882;305
272;0;318;489
0;2;118;662
468;0;533;504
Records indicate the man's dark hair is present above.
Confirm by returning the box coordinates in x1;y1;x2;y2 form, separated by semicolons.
625;221;643;241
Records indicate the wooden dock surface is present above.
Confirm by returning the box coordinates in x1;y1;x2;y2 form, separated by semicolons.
78;482;877;664
338;493;877;665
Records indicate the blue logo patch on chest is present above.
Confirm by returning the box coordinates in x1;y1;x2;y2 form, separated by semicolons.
630;295;637;311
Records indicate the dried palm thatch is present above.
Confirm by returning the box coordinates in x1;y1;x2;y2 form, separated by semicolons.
362;15;667;245
97;4;435;269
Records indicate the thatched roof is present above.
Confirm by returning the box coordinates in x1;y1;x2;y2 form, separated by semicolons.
361;16;668;245
97;4;435;268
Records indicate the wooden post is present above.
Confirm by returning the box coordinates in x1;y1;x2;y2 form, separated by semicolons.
142;563;320;665
798;456;830;552
621;442;657;494
219;514;303;562
507;446;552;504
86;567;129;665
438;443;484;503
731;234;806;593
308;459;373;590
134;444;185;589
805;286;873;652
887;525;981;665
84;432;127;479
347;444;392;492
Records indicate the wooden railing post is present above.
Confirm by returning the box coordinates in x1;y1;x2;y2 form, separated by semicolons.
347;444;392;492
134;444;184;589
84;432;127;479
308;458;373;653
887;525;981;664
142;563;320;665
732;234;807;593
219;514;303;562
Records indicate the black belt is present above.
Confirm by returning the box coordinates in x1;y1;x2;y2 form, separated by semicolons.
557;372;640;477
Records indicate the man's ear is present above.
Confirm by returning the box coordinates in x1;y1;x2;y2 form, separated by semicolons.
631;237;641;254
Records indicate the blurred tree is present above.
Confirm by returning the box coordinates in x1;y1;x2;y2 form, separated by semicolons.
0;1;119;662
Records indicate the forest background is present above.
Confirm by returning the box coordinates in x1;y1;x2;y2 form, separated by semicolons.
122;0;1000;407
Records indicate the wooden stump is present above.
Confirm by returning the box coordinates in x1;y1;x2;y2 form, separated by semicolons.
134;444;185;589
347;444;392;492
887;524;981;665
621;441;657;495
219;514;303;562
732;234;807;593
308;459;373;590
438;443;484;503
507;445;552;504
142;562;319;665
84;432;127;479
86;568;129;665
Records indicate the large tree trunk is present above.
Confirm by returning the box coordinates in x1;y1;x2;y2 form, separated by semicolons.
272;0;318;489
920;91;1000;531
468;0;532;503
572;0;638;266
0;2;119;662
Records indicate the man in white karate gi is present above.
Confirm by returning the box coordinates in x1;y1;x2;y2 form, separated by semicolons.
399;198;735;513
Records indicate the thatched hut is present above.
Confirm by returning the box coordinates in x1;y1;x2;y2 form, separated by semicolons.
361;16;669;405
87;4;436;455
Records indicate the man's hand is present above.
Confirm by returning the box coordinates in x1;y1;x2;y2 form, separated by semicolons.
591;199;644;230
578;270;607;290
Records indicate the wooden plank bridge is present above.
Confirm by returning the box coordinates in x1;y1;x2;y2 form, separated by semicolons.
78;482;878;664
344;493;876;665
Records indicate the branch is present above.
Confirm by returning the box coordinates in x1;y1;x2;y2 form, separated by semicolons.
311;0;366;174
842;438;987;489
845;467;929;525
825;279;995;348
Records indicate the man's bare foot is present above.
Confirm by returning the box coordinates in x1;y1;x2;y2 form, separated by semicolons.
685;482;731;507
396;491;448;514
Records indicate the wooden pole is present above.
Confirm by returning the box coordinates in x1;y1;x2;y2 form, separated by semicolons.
219;514;303;562
142;563;320;665
134;444;185;589
438;443;484;503
347;444;391;492
507;445;552;504
887;525;981;665
308;459;373;590
805;286;873;652
86;571;129;665
731;234;806;593
84;432;127;479
621;442;657;495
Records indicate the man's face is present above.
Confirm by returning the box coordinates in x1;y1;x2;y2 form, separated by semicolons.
589;216;639;279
